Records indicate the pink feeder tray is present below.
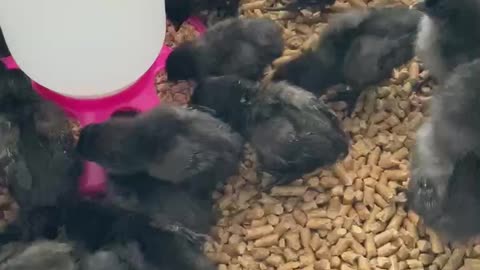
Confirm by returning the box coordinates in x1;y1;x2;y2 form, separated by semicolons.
0;17;206;197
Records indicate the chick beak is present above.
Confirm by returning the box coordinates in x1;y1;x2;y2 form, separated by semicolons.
413;0;427;12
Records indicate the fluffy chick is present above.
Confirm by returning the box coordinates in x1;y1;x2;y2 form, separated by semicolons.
415;0;480;82
408;59;480;225
118;219;215;270
0;65;81;240
63;201;216;270
0;240;148;270
0;234;212;270
273;7;422;112
76;105;243;197
100;237;212;270
191;76;349;187
12;102;79;209
266;0;335;11
409;153;480;242
166;18;283;82
0;201;216;270
102;173;214;243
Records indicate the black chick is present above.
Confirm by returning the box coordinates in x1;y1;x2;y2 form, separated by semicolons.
12;101;79;208
266;0;335;12
62;201;216;270
76;105;244;198
0;239;145;270
408;58;480;228
415;0;480;82
102;173;215;243
115;218;216;270
272;7;422;113
166;18;284;82
0;222;215;270
191;76;349;187
408;153;480;243
0;203;215;270
0;64;81;241
11;106;79;241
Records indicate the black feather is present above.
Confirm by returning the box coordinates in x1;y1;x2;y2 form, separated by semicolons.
408;59;480;242
415;0;480;81
0;65;80;241
273;7;422;112
192;76;349;187
166;18;284;82
76;105;244;198
103;173;215;240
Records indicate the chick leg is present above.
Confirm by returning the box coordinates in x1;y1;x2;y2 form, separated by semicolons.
164;223;211;246
408;121;455;220
261;171;301;191
258;171;276;190
412;74;434;93
259;170;294;191
150;217;211;247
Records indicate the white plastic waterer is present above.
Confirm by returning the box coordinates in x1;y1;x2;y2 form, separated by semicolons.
0;0;167;196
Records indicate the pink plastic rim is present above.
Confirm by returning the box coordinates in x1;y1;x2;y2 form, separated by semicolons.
2;16;206;112
186;16;208;33
1;57;17;69
31;46;172;112
1;46;171;114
